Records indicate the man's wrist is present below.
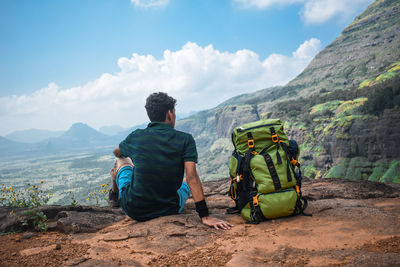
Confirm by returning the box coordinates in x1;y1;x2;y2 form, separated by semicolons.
195;199;209;218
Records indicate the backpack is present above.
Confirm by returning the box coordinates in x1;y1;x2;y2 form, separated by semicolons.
227;119;310;223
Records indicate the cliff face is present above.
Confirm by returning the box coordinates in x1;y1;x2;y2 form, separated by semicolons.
327;109;400;161
214;105;259;138
176;0;400;182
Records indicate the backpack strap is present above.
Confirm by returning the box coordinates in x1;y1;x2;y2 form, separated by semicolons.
270;127;282;165
248;193;266;224
231;132;237;151
263;153;282;191
279;142;293;183
280;141;312;217
244;132;266;224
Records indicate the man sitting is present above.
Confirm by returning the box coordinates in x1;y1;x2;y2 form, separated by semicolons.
110;92;232;230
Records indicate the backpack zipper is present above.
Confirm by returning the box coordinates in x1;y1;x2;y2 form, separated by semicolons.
237;123;280;132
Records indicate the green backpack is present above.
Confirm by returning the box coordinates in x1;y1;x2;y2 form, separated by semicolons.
228;119;309;223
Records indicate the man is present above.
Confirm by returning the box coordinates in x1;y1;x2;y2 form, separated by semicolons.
110;92;232;230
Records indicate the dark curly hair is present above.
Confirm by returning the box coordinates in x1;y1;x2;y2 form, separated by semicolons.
145;92;176;122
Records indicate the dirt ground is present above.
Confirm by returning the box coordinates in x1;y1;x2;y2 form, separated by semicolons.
1;196;400;266
0;232;89;266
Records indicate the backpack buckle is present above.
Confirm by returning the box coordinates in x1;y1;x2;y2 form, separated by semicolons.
248;139;255;148
291;158;299;166
271;134;279;143
252;195;259;207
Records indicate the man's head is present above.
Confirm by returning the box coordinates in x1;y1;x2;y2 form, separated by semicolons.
145;92;177;127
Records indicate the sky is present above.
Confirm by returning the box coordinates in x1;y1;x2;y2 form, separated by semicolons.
0;0;374;135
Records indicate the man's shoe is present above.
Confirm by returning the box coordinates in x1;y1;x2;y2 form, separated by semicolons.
108;189;120;208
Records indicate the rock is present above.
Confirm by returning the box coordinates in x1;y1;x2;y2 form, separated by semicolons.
303;178;400;200
18;232;38;241
64;257;88;266
103;231;130;242
20;245;56;256
128;229;149;238
55;208;126;233
0;205;126;233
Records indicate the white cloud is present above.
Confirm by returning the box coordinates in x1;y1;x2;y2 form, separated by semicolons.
301;0;374;24
234;0;374;24
234;0;303;9
0;39;321;135
130;0;169;8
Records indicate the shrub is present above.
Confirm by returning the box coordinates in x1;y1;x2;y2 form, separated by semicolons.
0;182;51;208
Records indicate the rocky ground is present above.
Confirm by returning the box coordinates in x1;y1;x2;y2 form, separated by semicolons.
1;178;400;266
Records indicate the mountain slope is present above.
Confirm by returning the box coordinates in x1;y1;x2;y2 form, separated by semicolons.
285;0;400;98
178;0;400;182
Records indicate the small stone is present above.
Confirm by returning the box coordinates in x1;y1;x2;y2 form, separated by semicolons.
64;257;87;266
19;232;38;241
20;245;57;256
12;252;17;256
104;232;130;242
55;244;62;250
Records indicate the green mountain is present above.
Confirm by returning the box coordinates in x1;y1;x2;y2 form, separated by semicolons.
176;0;400;183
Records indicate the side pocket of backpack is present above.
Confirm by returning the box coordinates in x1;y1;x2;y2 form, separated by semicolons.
241;188;298;221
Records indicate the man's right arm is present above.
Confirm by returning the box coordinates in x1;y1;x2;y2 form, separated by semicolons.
185;161;233;230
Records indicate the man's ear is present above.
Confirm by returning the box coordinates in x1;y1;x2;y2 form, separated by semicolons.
165;110;172;123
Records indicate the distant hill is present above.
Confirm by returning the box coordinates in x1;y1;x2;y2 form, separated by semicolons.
0;123;119;157
0;122;147;157
99;125;128;136
0;136;31;156
5;129;64;143
40;123;117;153
112;123;149;142
60;123;108;141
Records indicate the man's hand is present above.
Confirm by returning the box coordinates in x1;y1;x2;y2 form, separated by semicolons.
113;146;122;158
201;216;233;230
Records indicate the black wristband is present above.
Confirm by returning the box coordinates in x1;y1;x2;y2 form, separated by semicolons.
195;199;209;218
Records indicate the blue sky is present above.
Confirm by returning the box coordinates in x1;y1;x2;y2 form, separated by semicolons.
0;0;374;135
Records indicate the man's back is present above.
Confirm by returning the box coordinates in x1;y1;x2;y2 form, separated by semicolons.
119;121;197;221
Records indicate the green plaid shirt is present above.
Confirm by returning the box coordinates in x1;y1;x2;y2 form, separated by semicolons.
119;122;197;221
